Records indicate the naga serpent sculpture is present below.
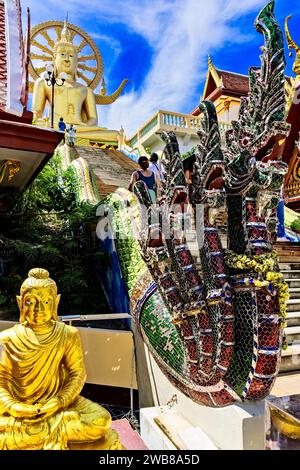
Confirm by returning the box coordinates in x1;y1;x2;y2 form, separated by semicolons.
102;1;291;407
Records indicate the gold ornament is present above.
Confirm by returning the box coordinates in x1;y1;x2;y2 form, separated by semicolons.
0;160;21;184
285;15;300;77
30;20;128;130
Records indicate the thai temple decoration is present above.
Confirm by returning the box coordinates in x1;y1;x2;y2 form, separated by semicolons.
283;15;300;207
0;268;121;450
285;15;300;112
31;20;127;143
104;1;290;406
0;0;62;213
0;159;21;184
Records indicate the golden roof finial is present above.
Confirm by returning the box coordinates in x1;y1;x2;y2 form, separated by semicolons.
61;17;71;44
53;16;75;56
208;54;213;67
285;15;299;57
101;78;106;96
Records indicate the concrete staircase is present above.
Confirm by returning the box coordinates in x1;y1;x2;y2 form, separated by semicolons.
275;242;300;372
74;146;138;197
280;267;300;373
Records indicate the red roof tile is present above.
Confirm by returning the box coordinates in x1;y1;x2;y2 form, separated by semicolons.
217;70;250;96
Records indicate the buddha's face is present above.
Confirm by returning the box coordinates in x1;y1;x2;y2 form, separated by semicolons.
55;44;77;78
17;287;60;327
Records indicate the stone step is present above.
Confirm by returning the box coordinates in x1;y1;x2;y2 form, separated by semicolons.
286;299;300;313
280;343;300;373
286;311;300;327
278;256;300;264
281;270;300;280
279;263;300;271
275;245;300;253
285;279;300;288
288;288;300;299
285;325;300;343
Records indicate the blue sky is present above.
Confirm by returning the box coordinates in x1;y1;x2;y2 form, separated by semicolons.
22;0;300;137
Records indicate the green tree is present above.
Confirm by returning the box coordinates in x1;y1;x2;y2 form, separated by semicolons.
0;152;107;320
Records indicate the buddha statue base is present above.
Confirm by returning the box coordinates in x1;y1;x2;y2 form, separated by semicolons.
75;126;120;146
70;430;123;450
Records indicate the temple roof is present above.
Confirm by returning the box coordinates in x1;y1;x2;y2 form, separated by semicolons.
203;57;249;100
192;56;291;116
191;57;250;116
217;69;250;96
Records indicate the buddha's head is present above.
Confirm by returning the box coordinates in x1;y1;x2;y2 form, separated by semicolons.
53;21;78;80
17;268;60;327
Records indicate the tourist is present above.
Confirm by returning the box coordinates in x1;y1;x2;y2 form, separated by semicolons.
129;156;160;203
67;124;76;147
149;153;163;179
183;153;196;185
58;117;66;132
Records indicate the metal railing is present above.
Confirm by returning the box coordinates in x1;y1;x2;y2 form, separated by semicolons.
58;313;131;326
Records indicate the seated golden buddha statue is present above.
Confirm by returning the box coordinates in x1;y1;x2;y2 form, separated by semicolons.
32;21;124;143
0;268;121;450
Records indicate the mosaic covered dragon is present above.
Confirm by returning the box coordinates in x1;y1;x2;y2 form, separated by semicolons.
101;1;291;407
60;1;289;407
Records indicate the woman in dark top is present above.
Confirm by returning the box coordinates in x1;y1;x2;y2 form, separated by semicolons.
129;156;160;203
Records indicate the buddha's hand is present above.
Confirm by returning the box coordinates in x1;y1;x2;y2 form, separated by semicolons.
9;402;39;418
40;398;62;418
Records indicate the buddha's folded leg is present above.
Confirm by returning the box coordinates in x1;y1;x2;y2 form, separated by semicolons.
64;396;112;443
0;415;49;450
0;397;120;450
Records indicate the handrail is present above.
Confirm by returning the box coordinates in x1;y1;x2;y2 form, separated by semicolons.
58;313;131;325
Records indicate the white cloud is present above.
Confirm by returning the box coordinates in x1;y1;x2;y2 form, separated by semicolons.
99;0;266;136
23;0;266;136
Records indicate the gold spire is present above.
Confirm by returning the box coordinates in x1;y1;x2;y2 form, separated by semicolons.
100;78;106;96
61;19;72;43
285;15;299;57
285;15;300;77
53;18;75;56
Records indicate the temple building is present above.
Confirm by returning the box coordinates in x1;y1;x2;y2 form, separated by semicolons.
0;0;61;213
281;16;300;211
191;56;249;122
123;58;252;157
124;48;300;216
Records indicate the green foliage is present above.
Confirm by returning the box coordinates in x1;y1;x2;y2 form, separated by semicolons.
181;146;196;161
0;153;108;318
291;218;300;234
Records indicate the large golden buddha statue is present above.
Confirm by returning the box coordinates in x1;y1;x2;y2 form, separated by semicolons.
0;268;121;450
31;21;127;143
